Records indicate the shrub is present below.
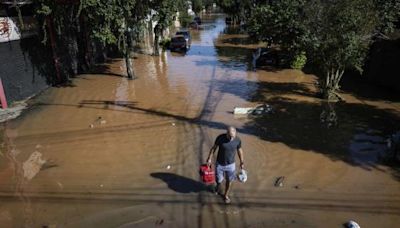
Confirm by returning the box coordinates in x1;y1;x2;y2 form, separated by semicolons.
159;38;171;49
290;52;307;70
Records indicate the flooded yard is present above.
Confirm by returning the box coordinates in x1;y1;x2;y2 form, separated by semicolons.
1;15;400;227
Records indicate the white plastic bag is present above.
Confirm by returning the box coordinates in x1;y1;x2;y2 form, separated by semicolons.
237;169;248;183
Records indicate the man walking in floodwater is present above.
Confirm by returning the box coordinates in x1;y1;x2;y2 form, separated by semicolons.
206;126;244;204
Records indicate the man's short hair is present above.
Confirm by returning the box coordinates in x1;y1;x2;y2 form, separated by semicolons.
227;126;236;131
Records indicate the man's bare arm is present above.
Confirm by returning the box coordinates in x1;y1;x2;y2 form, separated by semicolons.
237;148;244;169
206;144;218;165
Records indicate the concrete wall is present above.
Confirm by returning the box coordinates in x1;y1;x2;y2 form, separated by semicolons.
0;35;54;104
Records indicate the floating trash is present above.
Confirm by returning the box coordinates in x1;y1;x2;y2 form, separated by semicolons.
274;176;285;187
233;104;273;115
89;116;107;128
23;151;46;180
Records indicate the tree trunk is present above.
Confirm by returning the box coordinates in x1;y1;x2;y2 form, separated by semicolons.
123;34;135;79
153;24;161;56
154;34;160;56
67;32;78;76
125;50;134;79
321;68;345;101
123;15;135;80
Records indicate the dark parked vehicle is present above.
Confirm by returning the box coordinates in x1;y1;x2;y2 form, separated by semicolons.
189;21;199;29
255;48;280;67
194;16;202;25
175;30;191;43
225;17;232;25
170;35;190;51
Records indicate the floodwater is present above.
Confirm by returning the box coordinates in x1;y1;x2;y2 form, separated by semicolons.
1;15;400;228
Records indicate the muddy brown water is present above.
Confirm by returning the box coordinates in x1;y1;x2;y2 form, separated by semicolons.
1;15;400;228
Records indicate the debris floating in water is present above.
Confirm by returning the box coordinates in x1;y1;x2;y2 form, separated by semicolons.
23;151;46;180
89;116;107;128
233;104;273;115
155;219;164;225
274;176;285;187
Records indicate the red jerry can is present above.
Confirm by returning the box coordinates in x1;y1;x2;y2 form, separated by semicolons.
199;164;215;185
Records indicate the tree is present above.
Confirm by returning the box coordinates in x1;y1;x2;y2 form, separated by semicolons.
203;0;215;12
216;0;242;24
247;0;307;61
303;0;378;100
192;0;203;15
151;0;181;56
247;0;400;101
83;0;151;79
217;0;263;25
34;0;83;83
373;0;400;35
35;0;151;80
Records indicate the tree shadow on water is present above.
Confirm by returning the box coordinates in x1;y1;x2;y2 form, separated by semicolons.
213;79;317;101
243;96;400;180
151;172;208;193
76;94;400;181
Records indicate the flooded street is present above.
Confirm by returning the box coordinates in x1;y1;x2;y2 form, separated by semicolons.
1;15;400;227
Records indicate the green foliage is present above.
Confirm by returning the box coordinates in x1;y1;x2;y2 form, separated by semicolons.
246;0;398;100
192;0;203;14
203;0;215;10
303;0;377;74
34;0;151;48
247;0;306;53
248;0;400;74
159;38;171;49
35;3;52;16
217;0;261;24
179;10;194;28
290;52;307;70
373;0;400;34
151;0;181;32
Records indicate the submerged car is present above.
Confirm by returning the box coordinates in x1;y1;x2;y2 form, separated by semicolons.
175;30;191;43
169;35;190;51
225;17;232;25
189;21;199;29
255;48;280;67
194;16;202;25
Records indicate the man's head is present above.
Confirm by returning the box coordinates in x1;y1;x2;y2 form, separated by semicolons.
226;126;237;139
